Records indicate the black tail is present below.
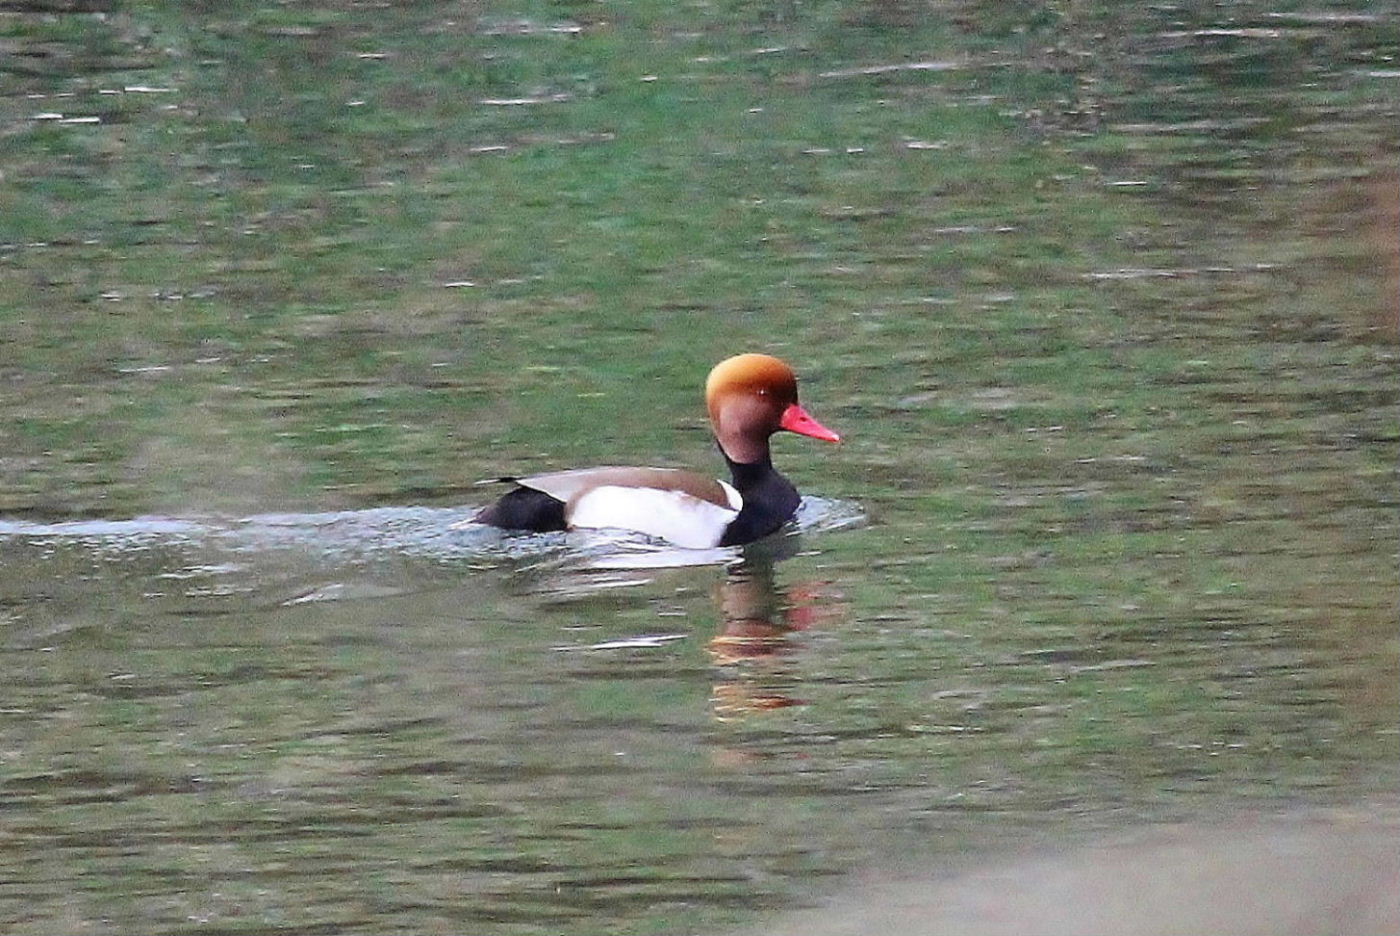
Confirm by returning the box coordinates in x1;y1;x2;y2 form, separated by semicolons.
475;486;568;532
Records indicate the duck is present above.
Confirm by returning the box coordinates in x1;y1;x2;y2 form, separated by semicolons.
474;353;840;548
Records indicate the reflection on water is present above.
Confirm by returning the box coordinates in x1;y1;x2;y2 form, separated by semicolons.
710;556;850;720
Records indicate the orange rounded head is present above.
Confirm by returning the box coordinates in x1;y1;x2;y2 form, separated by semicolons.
705;354;840;462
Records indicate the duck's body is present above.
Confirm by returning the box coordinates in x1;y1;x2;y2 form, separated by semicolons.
475;354;839;548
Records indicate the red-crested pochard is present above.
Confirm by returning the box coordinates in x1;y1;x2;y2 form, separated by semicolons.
475;354;840;548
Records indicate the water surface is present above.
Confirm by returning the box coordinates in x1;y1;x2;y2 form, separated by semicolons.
1;1;1396;933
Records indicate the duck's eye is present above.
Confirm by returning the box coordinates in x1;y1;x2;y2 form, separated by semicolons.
756;387;769;396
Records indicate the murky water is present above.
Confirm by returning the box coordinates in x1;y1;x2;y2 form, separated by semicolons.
2;1;1396;933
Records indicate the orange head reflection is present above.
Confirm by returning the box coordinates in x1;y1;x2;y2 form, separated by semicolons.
707;558;847;721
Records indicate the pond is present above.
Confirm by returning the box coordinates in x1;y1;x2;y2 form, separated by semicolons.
1;1;1396;933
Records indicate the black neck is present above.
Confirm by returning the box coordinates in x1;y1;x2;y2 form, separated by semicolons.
718;448;800;546
723;450;774;491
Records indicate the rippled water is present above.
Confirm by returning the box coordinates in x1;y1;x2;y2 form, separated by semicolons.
2;1;1396;933
0;504;874;933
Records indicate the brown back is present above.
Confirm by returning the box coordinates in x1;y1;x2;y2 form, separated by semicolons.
518;466;734;509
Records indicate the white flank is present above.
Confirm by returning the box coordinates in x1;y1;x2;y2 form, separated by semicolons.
567;484;741;549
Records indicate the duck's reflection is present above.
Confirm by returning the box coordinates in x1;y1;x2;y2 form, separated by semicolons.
708;548;845;720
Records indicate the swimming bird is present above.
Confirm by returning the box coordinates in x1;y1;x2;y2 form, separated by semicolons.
475;354;840;548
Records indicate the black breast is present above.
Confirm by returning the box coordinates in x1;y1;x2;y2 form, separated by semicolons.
718;456;800;546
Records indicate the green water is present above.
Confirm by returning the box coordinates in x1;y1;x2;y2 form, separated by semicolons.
1;1;1396;933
